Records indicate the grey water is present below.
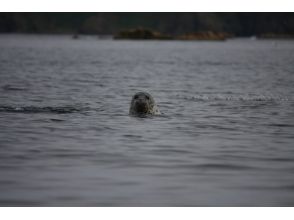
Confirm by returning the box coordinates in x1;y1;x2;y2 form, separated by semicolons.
0;34;294;206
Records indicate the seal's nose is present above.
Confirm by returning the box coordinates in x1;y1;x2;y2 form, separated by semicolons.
136;100;146;107
135;100;148;113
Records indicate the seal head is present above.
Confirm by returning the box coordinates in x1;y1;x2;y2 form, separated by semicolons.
129;92;160;115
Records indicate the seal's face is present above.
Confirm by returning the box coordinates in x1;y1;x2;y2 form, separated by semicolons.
130;92;155;115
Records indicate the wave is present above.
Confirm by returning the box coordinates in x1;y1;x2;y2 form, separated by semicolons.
2;84;28;91
0;105;86;114
176;94;291;102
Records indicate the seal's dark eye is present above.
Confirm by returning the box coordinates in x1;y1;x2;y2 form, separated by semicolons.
134;95;139;99
146;96;150;100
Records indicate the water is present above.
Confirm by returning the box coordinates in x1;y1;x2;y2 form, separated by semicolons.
0;34;294;206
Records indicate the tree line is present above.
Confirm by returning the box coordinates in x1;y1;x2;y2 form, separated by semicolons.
0;13;293;37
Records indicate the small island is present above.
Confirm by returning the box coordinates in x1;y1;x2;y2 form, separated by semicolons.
114;28;172;40
114;28;233;41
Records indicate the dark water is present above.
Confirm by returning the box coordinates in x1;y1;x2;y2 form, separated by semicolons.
0;34;294;206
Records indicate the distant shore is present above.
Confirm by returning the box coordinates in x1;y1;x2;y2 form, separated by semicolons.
1;32;294;41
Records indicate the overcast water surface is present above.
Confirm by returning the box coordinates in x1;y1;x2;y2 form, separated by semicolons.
0;35;294;206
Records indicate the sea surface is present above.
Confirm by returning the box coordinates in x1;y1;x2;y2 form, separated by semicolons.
0;34;294;206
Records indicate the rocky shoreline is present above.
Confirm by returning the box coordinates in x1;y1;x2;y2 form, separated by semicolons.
257;33;294;39
114;28;233;41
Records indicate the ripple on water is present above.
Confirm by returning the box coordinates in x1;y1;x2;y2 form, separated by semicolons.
176;94;292;102
1;36;294;206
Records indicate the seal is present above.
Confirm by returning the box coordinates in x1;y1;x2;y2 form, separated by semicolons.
129;92;160;115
